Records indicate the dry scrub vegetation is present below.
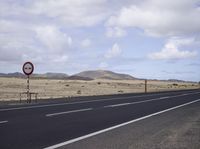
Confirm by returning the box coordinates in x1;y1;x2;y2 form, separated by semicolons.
0;77;198;101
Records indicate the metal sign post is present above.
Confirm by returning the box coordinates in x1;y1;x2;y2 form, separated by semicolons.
27;75;30;103
22;62;34;103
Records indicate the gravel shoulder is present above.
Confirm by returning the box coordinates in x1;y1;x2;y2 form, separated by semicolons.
61;101;200;149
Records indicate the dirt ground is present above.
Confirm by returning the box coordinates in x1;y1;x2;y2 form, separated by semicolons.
0;77;199;101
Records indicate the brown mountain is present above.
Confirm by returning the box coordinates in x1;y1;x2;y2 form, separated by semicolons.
0;72;69;79
74;70;136;80
33;73;69;79
67;75;93;81
0;72;25;78
0;70;136;80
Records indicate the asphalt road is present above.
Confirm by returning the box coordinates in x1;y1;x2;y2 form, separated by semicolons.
64;93;200;149
0;89;200;149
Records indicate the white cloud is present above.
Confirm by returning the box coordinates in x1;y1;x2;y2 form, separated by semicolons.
34;25;72;52
99;62;108;68
0;20;23;33
52;55;68;63
105;43;122;59
29;0;108;27
107;0;200;37
0;0;109;71
81;39;91;48
0;0;111;27
106;27;126;38
0;20;36;62
149;37;197;60
0;20;71;67
67;37;73;46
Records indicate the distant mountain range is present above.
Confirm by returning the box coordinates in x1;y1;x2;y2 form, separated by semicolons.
34;73;69;79
0;72;25;77
0;72;69;79
0;70;195;82
74;70;136;80
0;70;136;80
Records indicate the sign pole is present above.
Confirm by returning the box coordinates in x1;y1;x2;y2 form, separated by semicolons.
27;75;30;103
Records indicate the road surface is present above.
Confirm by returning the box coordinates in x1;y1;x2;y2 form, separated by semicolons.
0;89;200;149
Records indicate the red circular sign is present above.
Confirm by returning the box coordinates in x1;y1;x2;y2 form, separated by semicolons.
22;62;34;75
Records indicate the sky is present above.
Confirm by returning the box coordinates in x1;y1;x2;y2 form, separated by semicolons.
0;0;200;81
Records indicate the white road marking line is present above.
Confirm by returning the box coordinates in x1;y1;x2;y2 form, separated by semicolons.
182;94;189;96
0;91;199;112
0;120;8;124
46;108;93;117
47;93;197;117
0;94;158;111
159;96;169;99
104;103;131;108
104;97;162;108
44;98;200;149
103;93;197;108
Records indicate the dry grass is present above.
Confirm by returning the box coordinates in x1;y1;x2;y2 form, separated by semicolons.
0;77;199;101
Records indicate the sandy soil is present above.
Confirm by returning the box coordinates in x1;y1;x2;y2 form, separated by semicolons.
0;77;199;101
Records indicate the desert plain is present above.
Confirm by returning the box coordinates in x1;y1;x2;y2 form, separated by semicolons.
0;77;199;101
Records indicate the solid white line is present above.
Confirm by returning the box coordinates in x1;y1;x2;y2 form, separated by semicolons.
0;120;8;124
44;98;200;149
0;91;199;112
46;108;93;117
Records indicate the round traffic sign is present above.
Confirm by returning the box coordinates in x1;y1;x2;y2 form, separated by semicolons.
22;62;34;75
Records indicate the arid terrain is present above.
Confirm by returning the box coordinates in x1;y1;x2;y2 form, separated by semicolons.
0;77;198;101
